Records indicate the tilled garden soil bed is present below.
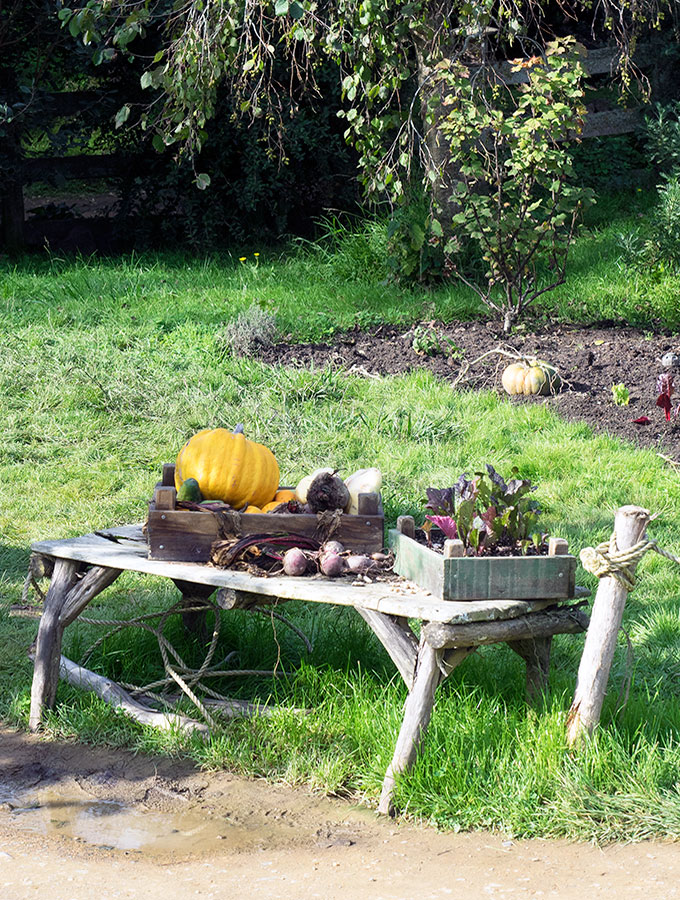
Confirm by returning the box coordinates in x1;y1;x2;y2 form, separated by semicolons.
260;321;680;460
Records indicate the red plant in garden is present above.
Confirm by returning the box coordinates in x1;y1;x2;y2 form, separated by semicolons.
656;374;676;421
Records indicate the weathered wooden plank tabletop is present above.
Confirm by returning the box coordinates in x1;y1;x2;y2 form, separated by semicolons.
31;526;568;625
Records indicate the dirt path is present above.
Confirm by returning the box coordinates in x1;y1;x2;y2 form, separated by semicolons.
1;728;678;900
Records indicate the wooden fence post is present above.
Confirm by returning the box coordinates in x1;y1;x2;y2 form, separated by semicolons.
566;505;650;747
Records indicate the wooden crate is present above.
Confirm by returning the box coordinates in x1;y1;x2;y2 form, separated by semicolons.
387;517;577;602
147;464;384;562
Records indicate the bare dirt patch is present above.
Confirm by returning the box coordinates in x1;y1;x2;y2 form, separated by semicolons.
1;727;679;900
259;322;680;462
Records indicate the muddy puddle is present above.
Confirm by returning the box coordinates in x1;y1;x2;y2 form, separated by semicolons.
0;781;247;855
0;733;342;861
3;730;680;900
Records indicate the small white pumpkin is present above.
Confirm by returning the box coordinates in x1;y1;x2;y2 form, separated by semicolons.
501;358;561;396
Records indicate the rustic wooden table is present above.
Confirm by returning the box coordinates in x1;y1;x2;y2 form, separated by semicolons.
27;524;589;815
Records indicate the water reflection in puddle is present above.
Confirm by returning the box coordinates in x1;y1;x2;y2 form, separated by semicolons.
1;783;254;856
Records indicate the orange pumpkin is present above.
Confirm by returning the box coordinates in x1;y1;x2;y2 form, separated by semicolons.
175;427;279;509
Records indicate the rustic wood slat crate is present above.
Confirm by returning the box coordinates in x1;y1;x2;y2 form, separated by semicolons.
147;464;384;562
388;519;577;602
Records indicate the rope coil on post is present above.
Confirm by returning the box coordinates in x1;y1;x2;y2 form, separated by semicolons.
579;532;680;590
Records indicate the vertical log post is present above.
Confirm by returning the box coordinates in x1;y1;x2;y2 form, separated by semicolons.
172;579;216;641
566;506;650;746
396;515;415;538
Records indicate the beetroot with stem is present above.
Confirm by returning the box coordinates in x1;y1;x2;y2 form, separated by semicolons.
306;472;350;513
320;552;346;577
283;547;309;576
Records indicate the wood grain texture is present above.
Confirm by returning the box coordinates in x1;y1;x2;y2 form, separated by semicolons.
378;642;443;816
354;608;418;689
147;505;384;561
59;565;123;627
29;558;82;731
422;605;589;649
32;529;565;625
57;654;210;736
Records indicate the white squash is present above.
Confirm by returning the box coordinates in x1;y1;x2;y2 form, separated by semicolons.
344;467;382;515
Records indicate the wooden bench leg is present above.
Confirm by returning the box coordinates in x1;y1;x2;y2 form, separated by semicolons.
354;608;418;689
377;643;472;816
378;641;447;816
172;579;216;641
508;636;553;700
29;558;82;731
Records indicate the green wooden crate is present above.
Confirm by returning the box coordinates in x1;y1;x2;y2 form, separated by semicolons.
388;528;577;602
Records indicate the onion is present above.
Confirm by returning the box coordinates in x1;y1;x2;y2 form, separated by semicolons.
283;547;309;577
320;552;346;578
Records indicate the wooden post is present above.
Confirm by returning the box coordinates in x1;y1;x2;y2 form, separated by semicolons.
357;492;379;516
396;515;415;538
172;579;216;640
443;539;465;558
566;506;650;746
161;463;176;486
29;558;82;730
154;486;176;510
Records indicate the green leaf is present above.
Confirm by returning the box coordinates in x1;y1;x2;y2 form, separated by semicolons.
289;1;304;19
152;134;166;152
195;173;211;191
274;0;289;15
114;105;130;129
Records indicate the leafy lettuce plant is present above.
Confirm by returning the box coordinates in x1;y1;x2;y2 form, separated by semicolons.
425;465;544;556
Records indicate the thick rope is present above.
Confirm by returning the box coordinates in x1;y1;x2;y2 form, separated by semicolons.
579;533;680;591
75;594;304;727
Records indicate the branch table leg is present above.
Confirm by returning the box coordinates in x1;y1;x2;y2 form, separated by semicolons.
29;558;82;731
378;641;439;816
172;579;216;641
354;608;418;689
508;636;553;699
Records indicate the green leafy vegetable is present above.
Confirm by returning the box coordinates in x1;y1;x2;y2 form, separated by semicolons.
424;465;545;556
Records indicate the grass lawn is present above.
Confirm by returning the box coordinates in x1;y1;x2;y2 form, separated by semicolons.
2;190;680;841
